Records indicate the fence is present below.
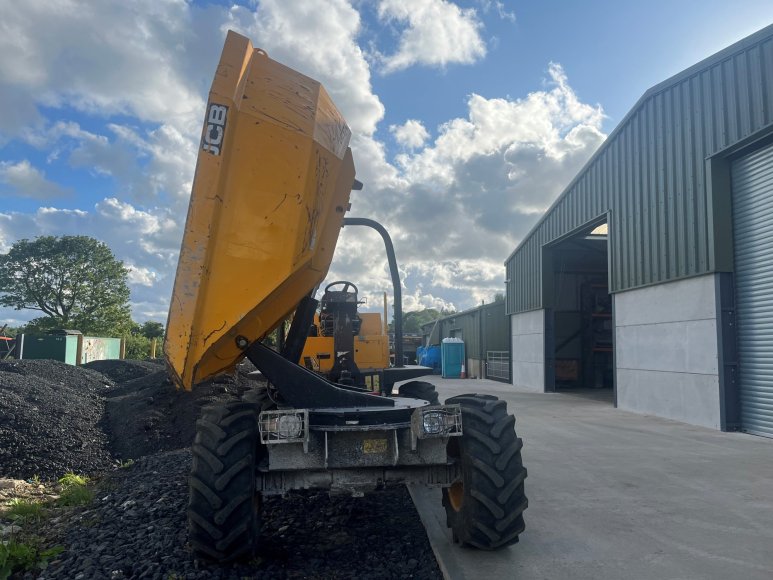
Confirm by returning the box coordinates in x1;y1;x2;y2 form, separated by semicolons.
486;350;510;382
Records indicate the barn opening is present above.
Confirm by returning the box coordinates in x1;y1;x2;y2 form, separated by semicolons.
546;221;613;402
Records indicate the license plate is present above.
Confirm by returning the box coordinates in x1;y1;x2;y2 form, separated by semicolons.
363;439;388;454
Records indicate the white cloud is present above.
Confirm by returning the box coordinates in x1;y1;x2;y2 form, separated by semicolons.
0;0;214;211
476;0;516;22
21;118;196;206
0;160;70;200
378;0;486;73
226;0;385;136
94;198;181;264
96;198;163;236
390;119;430;149
0;0;206;137
389;63;604;191
126;264;158;287
0;0;390;324
401;259;504;309
348;133;402;191
337;62;605;315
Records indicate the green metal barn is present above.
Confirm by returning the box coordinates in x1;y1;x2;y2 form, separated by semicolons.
505;24;773;437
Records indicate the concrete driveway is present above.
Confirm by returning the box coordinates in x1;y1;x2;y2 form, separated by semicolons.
407;377;773;580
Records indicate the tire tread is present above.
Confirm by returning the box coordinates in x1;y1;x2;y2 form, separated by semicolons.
443;393;528;549
398;381;440;405
188;401;261;562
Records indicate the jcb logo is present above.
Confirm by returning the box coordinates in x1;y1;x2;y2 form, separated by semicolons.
201;103;228;156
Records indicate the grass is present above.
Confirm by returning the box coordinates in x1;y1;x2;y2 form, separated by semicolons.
56;473;93;507
0;540;36;579
0;541;63;580
0;472;92;579
5;498;44;523
58;473;88;487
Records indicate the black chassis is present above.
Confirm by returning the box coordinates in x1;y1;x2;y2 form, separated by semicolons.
246;342;461;495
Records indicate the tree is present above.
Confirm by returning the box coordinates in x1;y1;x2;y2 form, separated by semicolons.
139;321;165;339
391;308;453;334
122;320;165;360
0;236;132;335
0;325;19;338
124;330;152;360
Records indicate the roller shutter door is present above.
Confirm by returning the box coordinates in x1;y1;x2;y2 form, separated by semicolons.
732;141;773;437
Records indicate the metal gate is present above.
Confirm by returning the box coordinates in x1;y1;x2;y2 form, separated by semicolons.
731;141;773;438
486;350;510;382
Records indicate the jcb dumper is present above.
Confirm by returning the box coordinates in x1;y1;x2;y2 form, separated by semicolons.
165;30;528;562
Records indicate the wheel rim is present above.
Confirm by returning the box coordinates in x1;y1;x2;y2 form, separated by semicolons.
448;481;464;511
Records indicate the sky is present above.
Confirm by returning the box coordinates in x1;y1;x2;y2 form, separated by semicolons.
1;0;772;327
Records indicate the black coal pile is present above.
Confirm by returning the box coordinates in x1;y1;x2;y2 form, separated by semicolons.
2;358;444;578
84;358;163;384
39;450;442;580
104;366;259;461
0;360;114;481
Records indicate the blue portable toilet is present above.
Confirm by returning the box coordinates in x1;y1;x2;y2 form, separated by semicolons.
441;338;465;378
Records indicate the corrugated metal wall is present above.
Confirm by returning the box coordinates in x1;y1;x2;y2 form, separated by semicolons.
420;301;508;358
731;141;773;437
506;26;773;314
483;301;510;352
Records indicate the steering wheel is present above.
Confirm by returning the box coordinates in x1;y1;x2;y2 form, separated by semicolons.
324;281;358;295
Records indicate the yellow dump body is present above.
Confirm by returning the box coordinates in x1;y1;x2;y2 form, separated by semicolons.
165;31;355;390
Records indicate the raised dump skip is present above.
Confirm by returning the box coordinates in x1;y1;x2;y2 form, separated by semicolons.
165;30;356;390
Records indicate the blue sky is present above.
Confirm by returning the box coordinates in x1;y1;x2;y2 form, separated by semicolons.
1;0;772;327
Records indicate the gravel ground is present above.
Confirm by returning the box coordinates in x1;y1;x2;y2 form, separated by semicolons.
105;368;261;461
0;358;444;579
37;450;442;580
83;359;163;384
0;360;115;480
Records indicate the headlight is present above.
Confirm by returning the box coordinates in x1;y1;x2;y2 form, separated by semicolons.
259;410;309;444
411;405;462;439
277;414;303;439
422;410;447;435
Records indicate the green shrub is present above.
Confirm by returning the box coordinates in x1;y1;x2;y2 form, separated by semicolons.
57;473;92;507
0;541;61;579
123;332;151;359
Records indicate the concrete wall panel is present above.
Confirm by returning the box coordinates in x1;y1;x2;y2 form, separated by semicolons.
511;309;544;335
616;319;718;375
615;275;717;326
512;334;544;364
616;369;721;429
512;362;545;392
511;310;544;391
615;274;721;429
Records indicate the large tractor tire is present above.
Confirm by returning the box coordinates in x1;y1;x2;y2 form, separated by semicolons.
442;394;527;549
189;401;262;562
397;380;440;405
